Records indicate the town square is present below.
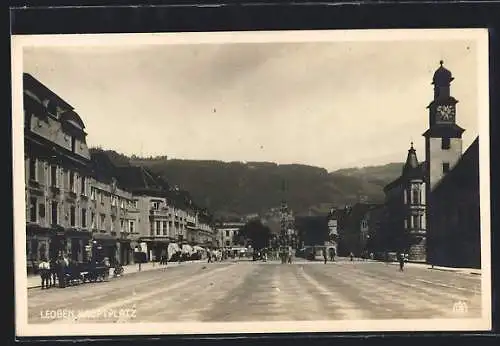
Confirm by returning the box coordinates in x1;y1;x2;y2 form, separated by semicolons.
14;30;489;333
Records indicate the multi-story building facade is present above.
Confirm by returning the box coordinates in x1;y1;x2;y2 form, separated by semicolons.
23;73;218;271
383;143;427;261
88;150;138;265
24;73;94;273
215;222;245;248
115;166;174;261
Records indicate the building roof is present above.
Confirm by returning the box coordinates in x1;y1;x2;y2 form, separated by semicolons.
23;73;74;112
384;144;425;192
401;142;425;179
432;60;454;86
114;165;167;195
90;150;117;184
422;124;465;138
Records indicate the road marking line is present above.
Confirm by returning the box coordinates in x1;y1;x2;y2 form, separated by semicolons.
48;264;235;324
298;268;366;320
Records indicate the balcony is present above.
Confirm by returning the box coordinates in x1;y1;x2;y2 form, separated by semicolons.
409;229;426;236
150;208;168;216
28;179;45;195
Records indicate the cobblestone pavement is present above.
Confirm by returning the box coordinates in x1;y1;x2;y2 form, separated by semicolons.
27;260;482;324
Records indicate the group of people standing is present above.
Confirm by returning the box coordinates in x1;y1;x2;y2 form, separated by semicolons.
37;254;69;289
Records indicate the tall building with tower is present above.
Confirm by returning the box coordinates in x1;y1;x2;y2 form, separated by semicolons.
423;60;465;191
380;60;471;263
424;61;481;268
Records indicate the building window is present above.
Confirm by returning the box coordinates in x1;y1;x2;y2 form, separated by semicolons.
29;158;37;181
81;208;87;228
120;199;125;209
412;188;420;205
70;206;76;226
50;165;58;187
111;196;117;206
163;221;167;235
152;201;160;210
156;221;161;236
81;177;86;195
100;214;106;230
129;220;135;233
111;216;115;231
443;162;450;174
442;137;450;150
412;215;421;229
69;172;75;192
71;137;76;152
99;191;103;204
225;230;229;237
51;202;58;225
91;212;96;229
39;202;46;219
90;187;96;200
29;197;37;222
120;219;125;232
225;240;230;246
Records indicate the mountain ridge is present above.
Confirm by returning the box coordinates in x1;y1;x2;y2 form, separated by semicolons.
91;148;404;219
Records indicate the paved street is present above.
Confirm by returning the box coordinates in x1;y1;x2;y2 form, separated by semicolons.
27;259;481;324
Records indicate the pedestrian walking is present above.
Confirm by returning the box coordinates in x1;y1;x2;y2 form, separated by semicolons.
38;257;50;289
398;252;405;272
349;252;354;262
207;249;212;263
329;248;335;262
322;248;327;264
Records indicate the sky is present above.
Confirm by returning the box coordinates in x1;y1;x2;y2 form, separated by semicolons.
22;32;482;171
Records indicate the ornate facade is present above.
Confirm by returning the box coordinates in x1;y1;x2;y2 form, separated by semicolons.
24;73;93;272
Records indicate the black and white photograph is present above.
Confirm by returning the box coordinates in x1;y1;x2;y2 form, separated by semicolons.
12;29;491;336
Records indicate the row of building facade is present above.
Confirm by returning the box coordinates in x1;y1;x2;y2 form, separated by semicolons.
23;73;216;273
324;61;481;268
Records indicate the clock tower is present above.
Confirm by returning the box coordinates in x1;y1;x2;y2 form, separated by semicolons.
423;61;465;191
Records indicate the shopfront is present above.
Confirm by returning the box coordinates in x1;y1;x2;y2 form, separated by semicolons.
92;233;119;265
26;224;52;274
118;239;132;265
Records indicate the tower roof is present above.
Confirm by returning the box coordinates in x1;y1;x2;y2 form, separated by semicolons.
402;142;424;179
432;60;454;86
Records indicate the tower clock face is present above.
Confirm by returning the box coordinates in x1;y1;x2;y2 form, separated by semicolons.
436;105;455;121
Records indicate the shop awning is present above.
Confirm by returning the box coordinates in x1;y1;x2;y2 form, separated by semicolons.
182;244;193;254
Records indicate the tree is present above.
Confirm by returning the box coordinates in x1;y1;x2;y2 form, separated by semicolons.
237;219;271;251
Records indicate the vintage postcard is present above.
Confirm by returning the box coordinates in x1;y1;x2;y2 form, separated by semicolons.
12;29;491;337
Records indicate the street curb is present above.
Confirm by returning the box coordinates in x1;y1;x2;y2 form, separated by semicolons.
27;260;207;290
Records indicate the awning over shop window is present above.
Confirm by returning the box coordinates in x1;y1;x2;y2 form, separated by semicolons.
168;243;180;254
182;244;193;254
